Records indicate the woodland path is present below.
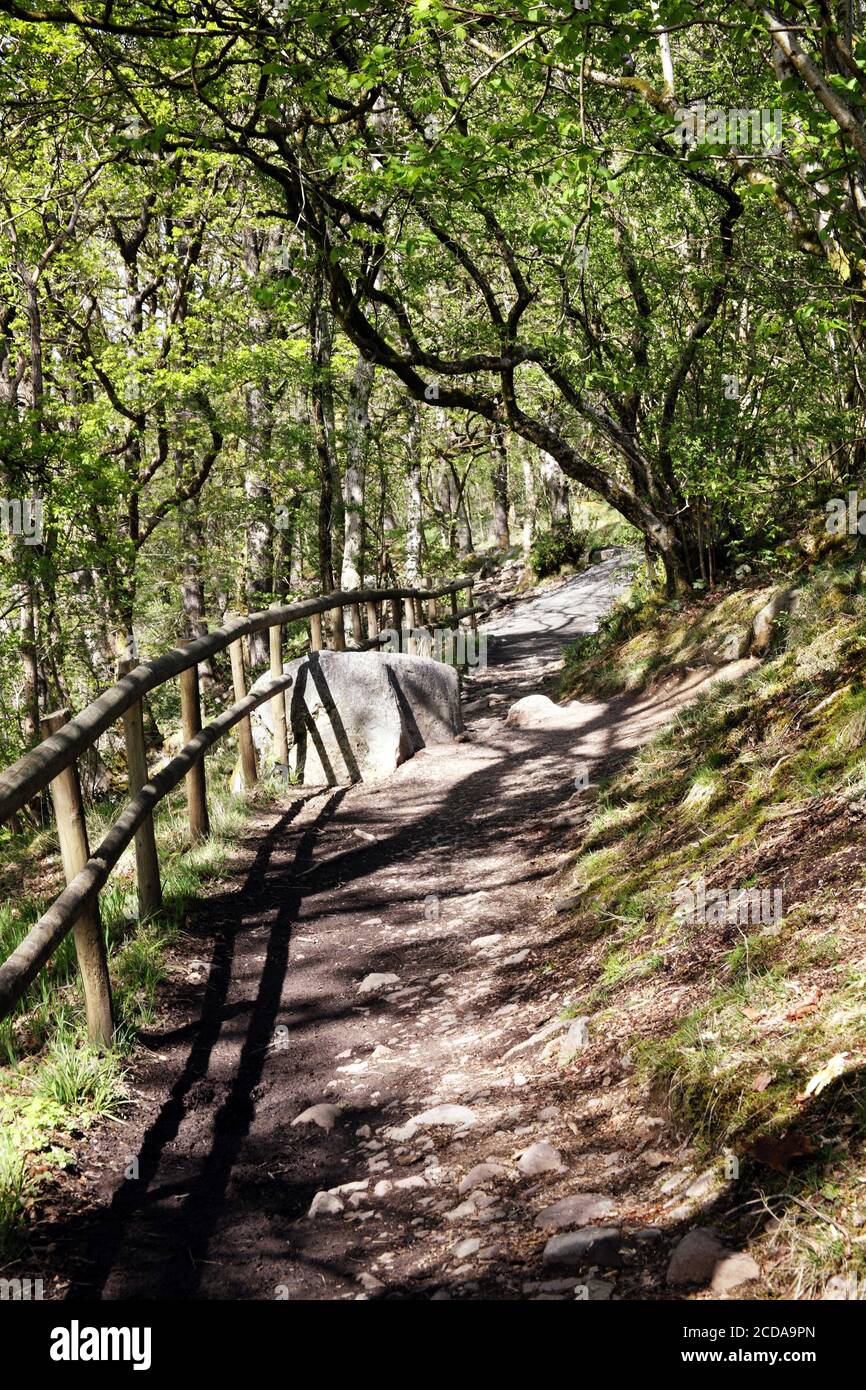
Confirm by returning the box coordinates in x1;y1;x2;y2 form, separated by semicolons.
29;552;736;1301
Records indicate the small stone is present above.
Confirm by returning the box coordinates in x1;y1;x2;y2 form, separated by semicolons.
291;1103;341;1133
373;1180;394;1198
710;1252;761;1295
685;1167;720;1200
578;1279;614;1301
358;972;399;994
458;1162;508;1195
387;1104;476;1142
543;1226;624;1269
666;1227;727;1286
502;1017;567;1061
559;1017;590;1064
534;1193;616;1232
471;933;503;948
518;1141;564;1176
307;1191;344;1218
553;896;582;915
357;1273;385;1291
453;1238;481;1260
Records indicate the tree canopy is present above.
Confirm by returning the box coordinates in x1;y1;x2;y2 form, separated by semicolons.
0;0;864;756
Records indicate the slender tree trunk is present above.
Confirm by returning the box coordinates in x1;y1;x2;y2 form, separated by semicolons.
243;230;274;666
490;425;510;549
179;493;215;685
405;396;423;584
540;451;571;524
521;440;537;556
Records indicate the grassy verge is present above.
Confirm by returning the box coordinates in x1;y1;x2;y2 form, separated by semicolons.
555;547;866;1295
0;750;284;1257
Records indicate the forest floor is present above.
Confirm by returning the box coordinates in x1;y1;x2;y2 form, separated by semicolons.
11;552;767;1301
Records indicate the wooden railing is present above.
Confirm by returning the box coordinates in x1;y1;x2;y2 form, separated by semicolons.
0;576;478;1043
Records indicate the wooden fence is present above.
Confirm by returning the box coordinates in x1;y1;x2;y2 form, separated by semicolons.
0;576;478;1044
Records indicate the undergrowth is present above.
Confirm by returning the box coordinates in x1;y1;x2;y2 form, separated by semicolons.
0;752;280;1257
556;541;866;1294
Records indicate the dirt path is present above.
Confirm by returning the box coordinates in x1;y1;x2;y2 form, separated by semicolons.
29;554;746;1301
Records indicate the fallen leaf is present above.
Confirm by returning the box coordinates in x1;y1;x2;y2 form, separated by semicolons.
752;1072;773;1092
742;1007;762;1021
750;1130;816;1172
801;1052;848;1099
785;992;822;1021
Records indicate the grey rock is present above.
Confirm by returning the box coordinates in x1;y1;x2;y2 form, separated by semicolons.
250;649;462;787
307;1191;344;1218
505;694;565;728
534;1193;616;1232
749;587;799;657
710;1252;761;1295
559;1016;590;1064
453;1237;481;1260
458;1161;509;1195
502;1017;567;1061
575;1279;615;1300
388;1103;477;1142
357;972;399;994
517;1141;564;1176
291;1102;341;1132
666;1227;727;1286
543;1226;624;1269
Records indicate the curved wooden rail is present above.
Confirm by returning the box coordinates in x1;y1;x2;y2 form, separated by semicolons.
0;578;473;826
0;575;479;1042
0;674;294;1026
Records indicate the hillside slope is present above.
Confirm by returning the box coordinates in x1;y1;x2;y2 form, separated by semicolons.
555;554;866;1298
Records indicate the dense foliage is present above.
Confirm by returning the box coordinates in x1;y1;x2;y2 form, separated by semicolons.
0;0;865;763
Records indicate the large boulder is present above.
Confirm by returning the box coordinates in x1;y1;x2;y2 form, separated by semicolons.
250;650;463;786
749;586;800;657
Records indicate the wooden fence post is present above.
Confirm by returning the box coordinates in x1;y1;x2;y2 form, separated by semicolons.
347;601;363;647
330;603;347;652
229;633;258;788
179;650;210;842
425;577;437;625
403;597;416;654
309;612;323;652
365;600;379;643
40;709;114;1046
118;660;162;921
391;596;402;651
450;588;458;628
269;620;289;769
469;581;478;633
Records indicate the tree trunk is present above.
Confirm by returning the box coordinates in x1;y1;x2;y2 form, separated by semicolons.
490;425;510;549
404;396;423;584
540;451;571;524
520;440;537;556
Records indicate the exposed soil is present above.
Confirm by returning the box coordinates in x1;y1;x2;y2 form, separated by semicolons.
15;553;758;1301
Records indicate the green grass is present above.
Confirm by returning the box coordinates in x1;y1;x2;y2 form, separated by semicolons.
552;544;866;1292
0;749;282;1254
